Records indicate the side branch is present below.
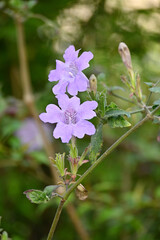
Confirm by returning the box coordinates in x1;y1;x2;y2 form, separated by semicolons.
64;105;160;200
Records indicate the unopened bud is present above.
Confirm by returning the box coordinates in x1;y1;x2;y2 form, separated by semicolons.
119;42;136;90
118;42;133;70
76;184;88;201
49;153;65;177
89;74;97;95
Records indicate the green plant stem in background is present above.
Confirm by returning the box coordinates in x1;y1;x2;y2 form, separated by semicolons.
129;106;152;115
47;105;160;240
108;91;135;104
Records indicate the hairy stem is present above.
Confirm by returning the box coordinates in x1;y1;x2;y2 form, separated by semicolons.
129;106;152;115
108;91;134;104
47;199;65;240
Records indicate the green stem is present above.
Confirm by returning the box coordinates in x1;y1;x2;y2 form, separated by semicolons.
47;199;65;240
129;106;152;115
108;91;134;104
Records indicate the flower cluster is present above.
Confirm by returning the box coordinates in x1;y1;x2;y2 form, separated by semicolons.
49;45;93;96
39;45;97;143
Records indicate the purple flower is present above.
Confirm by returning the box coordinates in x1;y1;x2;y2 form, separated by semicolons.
39;94;98;143
49;45;93;96
15;118;52;152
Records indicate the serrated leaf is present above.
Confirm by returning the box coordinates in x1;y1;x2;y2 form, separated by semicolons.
153;99;160;106
103;102;130;122
108;116;131;128
24;190;48;204
24;185;60;204
89;123;103;163
149;87;160;93
144;82;154;87
96;92;107;117
107;102;118;109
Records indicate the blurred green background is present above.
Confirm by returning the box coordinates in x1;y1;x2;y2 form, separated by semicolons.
0;0;160;239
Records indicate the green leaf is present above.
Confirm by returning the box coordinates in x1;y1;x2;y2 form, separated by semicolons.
1;117;21;137
27;0;37;9
50;153;65;176
43;185;59;198
107;102;118;109
144;82;154;87
153;99;160;106
153;118;160;124
24;190;48;204
108;116;131;128
9;0;23;9
96;92;107;117
24;185;60;204
149;87;160;93
102;102;131;128
89;123;103;163
104;109;131;119
1;231;8;240
103;102;130;120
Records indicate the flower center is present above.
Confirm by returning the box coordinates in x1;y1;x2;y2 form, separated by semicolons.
68;62;78;78
64;109;77;124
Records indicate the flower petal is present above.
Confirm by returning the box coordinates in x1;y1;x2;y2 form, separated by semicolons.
52;81;68;95
48;70;59;82
73;120;96;138
39;104;62;123
56;60;65;71
75;72;88;92
77;101;98;119
68;96;80;110
67;81;78;96
56;94;69;110
48;60;65;82
63;45;80;62
76;51;93;71
53;122;73;143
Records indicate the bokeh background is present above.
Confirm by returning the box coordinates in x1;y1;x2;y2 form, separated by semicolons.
0;0;160;239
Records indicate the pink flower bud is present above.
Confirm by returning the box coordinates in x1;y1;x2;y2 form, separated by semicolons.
118;42;133;70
